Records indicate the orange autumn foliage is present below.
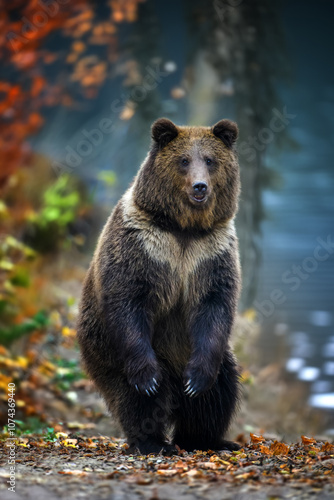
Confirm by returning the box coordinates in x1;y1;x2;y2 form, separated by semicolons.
301;435;317;446
270;440;290;456
250;433;265;444
0;0;145;186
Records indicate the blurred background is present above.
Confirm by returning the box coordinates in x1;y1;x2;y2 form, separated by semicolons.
0;0;333;440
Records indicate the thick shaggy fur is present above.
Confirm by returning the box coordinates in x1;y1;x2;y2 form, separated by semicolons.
77;118;242;454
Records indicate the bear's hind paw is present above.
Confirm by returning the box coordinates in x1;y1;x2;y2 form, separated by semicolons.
125;439;178;456
217;439;241;451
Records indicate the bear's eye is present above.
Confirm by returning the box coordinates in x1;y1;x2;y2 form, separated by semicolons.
206;158;213;166
181;158;189;166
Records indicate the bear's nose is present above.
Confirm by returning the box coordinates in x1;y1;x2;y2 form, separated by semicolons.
193;182;207;194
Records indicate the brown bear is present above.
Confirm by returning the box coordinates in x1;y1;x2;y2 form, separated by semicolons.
77;117;241;454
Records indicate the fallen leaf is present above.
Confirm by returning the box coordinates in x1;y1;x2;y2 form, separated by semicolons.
174;460;188;471
270;441;290;456
250;433;265;444
157;469;178;476
197;461;221;470
67;422;96;430
63;439;78;447
55;432;68;439
182;469;204;479
321;442;334;453
301;435;317;446
58;470;88;476
259;445;271;455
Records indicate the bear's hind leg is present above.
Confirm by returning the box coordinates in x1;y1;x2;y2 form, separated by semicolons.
115;380;175;455
173;351;240;452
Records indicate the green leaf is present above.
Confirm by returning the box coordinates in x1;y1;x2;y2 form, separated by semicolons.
67;296;76;307
10;268;30;287
0;260;14;271
0;311;49;346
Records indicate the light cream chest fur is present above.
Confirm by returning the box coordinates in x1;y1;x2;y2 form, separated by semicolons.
121;186;236;305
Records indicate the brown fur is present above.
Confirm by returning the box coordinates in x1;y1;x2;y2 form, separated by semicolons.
77;118;241;454
135;120;240;231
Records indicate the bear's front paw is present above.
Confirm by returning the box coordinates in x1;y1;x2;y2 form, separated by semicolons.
128;365;161;397
183;366;217;398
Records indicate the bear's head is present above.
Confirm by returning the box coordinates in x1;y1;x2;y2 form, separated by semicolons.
134;118;240;232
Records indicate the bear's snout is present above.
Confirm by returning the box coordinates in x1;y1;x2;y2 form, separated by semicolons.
192;182;208;202
188;181;210;205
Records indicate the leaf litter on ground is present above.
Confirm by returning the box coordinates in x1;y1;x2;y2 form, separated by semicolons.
0;431;333;491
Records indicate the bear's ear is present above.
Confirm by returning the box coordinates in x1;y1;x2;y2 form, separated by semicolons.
212;119;239;148
152;118;178;149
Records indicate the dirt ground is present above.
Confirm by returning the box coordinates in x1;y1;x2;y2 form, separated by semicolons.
1;472;333;500
1;435;333;500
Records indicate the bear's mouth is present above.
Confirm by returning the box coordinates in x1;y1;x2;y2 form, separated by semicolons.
189;194;208;204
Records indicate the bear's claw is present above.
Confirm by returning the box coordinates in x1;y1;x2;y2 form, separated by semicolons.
184;379;198;397
135;378;159;396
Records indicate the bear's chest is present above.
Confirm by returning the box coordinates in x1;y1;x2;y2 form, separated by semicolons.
138;225;232;312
